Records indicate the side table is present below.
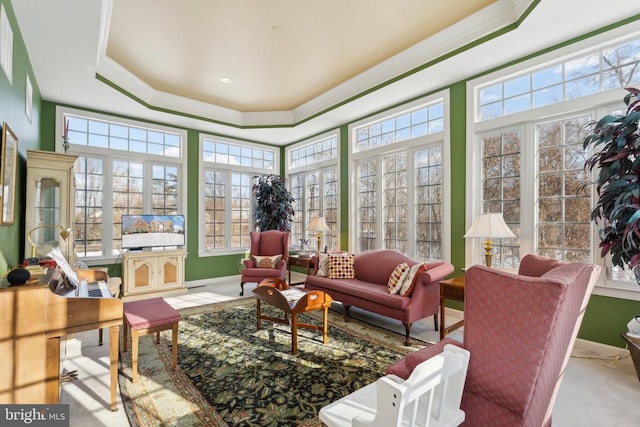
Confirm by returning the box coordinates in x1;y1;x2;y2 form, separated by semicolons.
288;255;315;285
621;333;640;383
440;276;465;340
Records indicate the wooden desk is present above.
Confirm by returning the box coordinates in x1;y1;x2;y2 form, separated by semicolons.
287;255;315;285
440;276;465;340
253;279;332;355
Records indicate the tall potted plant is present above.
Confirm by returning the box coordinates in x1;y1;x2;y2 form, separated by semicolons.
252;174;295;231
583;87;640;281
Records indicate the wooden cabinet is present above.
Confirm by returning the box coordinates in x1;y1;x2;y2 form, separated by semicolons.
122;249;187;300
24;150;78;265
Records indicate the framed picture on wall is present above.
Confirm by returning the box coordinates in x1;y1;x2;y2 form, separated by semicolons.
1;122;17;225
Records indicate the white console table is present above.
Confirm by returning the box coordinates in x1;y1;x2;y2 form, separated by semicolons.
122;249;187;301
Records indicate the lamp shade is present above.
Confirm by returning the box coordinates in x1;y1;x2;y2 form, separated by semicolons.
463;213;515;239
307;217;330;232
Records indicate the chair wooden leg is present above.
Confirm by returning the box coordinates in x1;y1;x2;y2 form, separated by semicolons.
240;282;245;296
434;313;439;331
99;328;104;345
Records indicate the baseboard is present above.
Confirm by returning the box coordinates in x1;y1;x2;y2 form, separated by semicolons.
572;337;630;359
186;275;241;288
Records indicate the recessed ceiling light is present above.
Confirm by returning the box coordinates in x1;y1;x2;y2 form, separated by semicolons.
219;77;233;84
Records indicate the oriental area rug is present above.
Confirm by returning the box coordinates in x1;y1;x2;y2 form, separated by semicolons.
118;298;429;427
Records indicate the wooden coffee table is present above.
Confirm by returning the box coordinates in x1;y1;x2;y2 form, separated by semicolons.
253;278;333;355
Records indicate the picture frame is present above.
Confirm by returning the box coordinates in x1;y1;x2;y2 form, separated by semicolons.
1;122;17;225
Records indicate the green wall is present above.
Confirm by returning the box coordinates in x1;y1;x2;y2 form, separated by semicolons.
0;0;43;270
27;5;640;347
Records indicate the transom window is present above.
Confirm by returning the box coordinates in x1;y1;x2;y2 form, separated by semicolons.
355;103;444;152
288;135;338;169
478;36;640;121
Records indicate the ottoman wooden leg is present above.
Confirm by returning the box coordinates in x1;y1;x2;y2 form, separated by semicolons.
171;322;179;369
131;330;140;383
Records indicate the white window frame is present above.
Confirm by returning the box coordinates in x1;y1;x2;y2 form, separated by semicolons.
56;106;188;264
348;92;451;261
285;130;340;250
466;20;640;301
198;134;279;256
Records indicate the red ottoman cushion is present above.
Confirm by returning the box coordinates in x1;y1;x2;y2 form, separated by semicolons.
124;297;181;330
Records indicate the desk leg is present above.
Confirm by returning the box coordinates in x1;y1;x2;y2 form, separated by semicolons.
45;337;61;404
109;325;119;411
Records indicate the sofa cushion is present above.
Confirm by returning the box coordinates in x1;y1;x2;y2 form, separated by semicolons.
400;263;427;296
328;253;355;279
388;262;410;294
317;253;330;277
305;276;411;310
253;254;282;268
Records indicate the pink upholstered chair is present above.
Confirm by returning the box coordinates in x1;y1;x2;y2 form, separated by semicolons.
385;254;601;427
239;230;289;296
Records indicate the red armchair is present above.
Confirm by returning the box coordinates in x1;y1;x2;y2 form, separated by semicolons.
385;254;601;427
239;231;289;296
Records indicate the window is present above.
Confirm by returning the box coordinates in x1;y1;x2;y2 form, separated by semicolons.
477;35;640;121
200;136;278;254
350;95;450;260
286;133;339;251
468;24;640;299
59;107;185;260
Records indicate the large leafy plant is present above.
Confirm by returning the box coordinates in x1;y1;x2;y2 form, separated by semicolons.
253;174;295;231
584;87;640;271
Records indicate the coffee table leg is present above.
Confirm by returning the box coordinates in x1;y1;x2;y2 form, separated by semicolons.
291;314;298;355
322;307;329;344
256;299;262;330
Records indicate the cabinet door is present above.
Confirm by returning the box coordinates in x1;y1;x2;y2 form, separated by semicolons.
158;254;183;290
126;257;156;294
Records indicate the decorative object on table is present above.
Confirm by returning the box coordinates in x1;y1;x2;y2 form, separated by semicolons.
27;223;72;258
0;122;17;225
62;117;70;153
628;315;640;338
307;216;330;255
463;212;516;267
7;266;31;286
583;87;640;285
252;174;295;232
299;238;311;251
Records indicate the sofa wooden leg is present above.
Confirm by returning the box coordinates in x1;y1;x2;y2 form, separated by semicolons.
403;322;412;346
434;313;439;331
343;304;351;322
240;282;245;296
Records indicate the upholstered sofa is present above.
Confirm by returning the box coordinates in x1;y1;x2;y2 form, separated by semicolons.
304;249;454;345
385;254;601;426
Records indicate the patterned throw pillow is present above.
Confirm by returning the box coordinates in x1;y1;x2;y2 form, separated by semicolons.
399;263;428;296
328;254;355;279
253;254;282;269
387;263;410;294
316;253;330;277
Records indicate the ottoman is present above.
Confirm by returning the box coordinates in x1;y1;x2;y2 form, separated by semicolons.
123;297;181;382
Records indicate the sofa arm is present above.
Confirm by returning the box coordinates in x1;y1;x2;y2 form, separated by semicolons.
422;262;455;284
385;337;463;379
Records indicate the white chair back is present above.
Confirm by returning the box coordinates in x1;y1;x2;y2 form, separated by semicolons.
320;344;470;427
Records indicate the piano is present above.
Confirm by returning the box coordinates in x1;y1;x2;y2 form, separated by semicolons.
0;271;122;410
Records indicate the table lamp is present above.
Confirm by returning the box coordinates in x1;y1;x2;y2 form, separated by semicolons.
27;223;72;258
307;217;330;255
463;213;515;267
